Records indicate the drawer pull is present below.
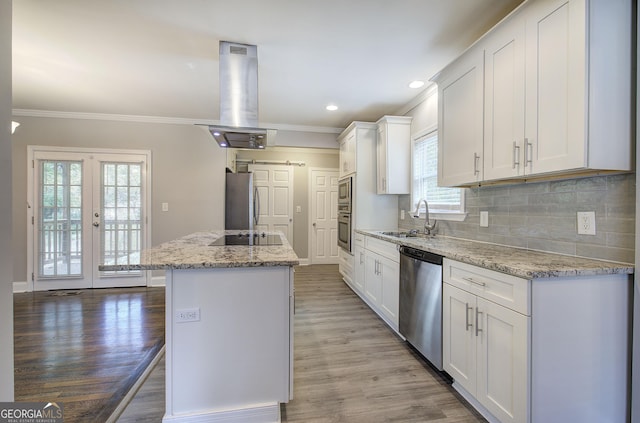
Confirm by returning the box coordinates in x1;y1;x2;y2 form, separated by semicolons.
463;277;486;287
465;303;473;331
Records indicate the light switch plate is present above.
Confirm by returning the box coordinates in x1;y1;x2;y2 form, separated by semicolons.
400;210;405;220
161;202;169;212
480;211;489;227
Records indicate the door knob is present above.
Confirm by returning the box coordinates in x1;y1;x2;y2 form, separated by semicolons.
312;222;316;227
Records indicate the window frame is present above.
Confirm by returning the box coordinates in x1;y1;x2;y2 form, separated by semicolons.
410;126;466;222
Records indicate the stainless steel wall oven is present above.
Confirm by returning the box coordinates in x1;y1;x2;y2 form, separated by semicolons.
337;177;352;251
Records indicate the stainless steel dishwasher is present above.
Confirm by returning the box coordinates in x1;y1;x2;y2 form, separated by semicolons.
399;246;443;371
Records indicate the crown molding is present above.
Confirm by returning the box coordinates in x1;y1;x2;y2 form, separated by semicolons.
393;82;438;116
11;109;344;134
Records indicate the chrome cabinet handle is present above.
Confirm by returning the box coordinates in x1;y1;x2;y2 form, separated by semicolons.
465;303;473;331
463;277;486;287
475;308;483;337
513;141;520;169
524;138;533;168
473;153;480;175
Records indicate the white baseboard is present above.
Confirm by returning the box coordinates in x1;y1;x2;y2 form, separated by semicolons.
13;281;29;293
297;258;310;266
162;402;280;423
149;275;166;287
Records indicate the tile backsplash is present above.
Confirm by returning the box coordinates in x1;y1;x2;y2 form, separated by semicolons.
398;174;636;264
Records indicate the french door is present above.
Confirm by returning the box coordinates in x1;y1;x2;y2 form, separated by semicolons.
27;146;151;291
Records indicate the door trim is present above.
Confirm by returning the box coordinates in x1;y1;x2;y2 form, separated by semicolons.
26;145;152;291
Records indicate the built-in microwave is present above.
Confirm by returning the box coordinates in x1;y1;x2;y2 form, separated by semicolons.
338;177;352;213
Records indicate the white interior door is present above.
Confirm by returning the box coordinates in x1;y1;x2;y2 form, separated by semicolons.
28;147;150;291
309;168;339;264
248;164;294;243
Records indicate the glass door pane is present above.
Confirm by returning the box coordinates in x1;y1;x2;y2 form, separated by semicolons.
38;160;84;279
100;162;142;275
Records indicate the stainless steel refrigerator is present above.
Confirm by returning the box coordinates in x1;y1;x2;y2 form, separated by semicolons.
225;172;259;230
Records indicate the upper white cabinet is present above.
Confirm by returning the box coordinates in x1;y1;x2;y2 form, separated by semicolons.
338;128;356;178
376;116;412;194
434;47;485;187
483;16;526;181
435;0;633;187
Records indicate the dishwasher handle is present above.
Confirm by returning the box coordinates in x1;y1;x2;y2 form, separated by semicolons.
399;246;443;265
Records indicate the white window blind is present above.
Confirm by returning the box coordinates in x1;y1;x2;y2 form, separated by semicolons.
412;131;463;213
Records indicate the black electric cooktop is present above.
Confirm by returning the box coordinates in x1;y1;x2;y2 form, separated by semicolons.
209;233;283;246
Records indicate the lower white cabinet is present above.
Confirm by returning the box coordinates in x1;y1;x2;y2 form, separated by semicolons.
443;283;528;423
348;234;400;331
443;258;630;423
338;248;354;286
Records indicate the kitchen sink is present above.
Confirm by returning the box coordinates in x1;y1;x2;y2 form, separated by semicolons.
380;231;418;238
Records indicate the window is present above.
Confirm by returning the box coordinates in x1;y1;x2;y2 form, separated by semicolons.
412;130;465;218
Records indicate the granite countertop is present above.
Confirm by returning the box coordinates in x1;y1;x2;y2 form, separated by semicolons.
356;230;634;279
99;230;299;271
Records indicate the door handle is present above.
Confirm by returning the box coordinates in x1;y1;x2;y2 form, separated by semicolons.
473;153;480;175
312;222;316;227
475;308;483;337
93;222;100;227
512;141;520;169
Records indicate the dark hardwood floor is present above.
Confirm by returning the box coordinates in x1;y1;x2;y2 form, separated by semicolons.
118;265;486;422
14;286;165;422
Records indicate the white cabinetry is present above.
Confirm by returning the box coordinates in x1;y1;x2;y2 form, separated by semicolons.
443;258;630;423
338;128;356;178
337;123;397;285
443;260;529;423
347;233;400;331
352;232;365;294
435;0;633;187
376;115;412;194
435;47;484;186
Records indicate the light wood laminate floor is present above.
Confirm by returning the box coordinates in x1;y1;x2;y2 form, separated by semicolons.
118;265;486;422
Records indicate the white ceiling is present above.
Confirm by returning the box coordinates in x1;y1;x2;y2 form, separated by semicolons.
12;0;524;134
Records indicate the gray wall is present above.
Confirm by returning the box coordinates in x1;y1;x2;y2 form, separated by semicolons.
12;116;227;283
399;175;635;264
1;0;14;400
11;117;340;283
235;147;339;259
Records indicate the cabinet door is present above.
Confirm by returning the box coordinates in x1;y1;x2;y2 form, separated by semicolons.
484;17;526;181
379;255;399;327
524;0;586;175
476;298;529;423
353;245;366;294
376;124;388;194
364;253;381;305
443;283;477;395
437;47;484;187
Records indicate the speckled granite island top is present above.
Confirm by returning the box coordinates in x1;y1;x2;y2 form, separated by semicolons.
357;230;633;279
99;230;299;271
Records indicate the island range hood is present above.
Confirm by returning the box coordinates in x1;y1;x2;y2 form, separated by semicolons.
208;41;275;149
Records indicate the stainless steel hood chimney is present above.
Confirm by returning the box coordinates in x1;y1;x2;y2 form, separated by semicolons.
208;41;275;149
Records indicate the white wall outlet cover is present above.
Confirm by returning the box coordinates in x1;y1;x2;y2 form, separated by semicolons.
176;308;200;323
480;211;489;227
577;211;596;235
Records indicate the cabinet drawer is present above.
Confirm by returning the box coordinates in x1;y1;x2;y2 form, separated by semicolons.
443;259;530;315
364;236;399;262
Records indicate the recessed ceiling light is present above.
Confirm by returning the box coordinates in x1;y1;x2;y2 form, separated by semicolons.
326;104;338;111
409;80;425;89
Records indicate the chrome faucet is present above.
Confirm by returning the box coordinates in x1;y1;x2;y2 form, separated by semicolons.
412;198;437;235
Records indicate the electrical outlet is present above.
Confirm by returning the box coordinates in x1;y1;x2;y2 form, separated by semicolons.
480;211;489;227
176;308;200;323
577;211;596;235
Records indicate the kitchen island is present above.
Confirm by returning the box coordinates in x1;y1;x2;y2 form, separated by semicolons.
100;230;299;423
